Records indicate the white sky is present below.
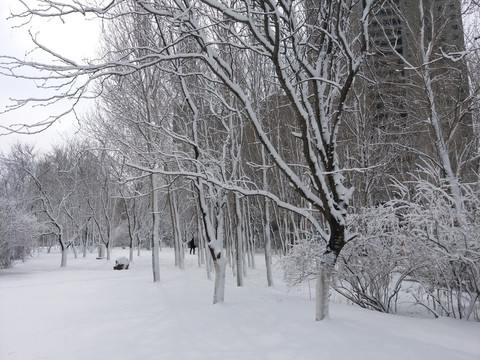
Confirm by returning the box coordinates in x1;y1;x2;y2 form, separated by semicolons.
0;0;100;154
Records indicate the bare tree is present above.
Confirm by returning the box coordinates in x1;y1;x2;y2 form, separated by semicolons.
21;149;76;267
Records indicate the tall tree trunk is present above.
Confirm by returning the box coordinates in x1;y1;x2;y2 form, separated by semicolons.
124;197;135;263
424;71;465;218
262;147;274;287
244;201;254;269
234;193;244;287
196;206;205;266
151;173;161;282
169;188;184;270
264;198;274;287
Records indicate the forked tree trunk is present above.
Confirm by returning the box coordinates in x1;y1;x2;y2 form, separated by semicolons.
197;182;227;304
209;247;228;304
72;243;78;259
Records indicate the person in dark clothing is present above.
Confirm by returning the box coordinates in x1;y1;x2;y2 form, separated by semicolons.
188;237;197;254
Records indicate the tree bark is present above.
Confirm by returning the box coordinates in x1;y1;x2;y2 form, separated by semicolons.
262;147;274;287
60;247;67;267
234;193;244;287
151;173;161;282
169;187;184;270
315;220;345;320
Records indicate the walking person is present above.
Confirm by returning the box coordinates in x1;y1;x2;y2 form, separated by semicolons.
188;237;197;255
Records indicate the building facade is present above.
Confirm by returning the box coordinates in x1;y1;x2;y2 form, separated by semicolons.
358;0;474;203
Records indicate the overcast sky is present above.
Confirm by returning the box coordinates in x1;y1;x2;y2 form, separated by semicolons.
0;0;100;154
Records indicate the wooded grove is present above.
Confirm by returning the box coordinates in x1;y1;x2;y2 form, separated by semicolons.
0;0;479;321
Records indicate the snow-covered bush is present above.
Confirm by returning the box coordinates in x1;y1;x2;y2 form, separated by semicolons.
280;234;324;286
0;198;42;269
337;173;479;319
280;172;479;320
334;202;419;313
401;175;480;320
280;203;419;314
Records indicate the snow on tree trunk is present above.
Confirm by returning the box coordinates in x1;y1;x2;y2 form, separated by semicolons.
205;241;212;281
129;246;134;263
72;243;78;259
316;264;333;321
210;248;228;304
196;177;227;303
315;221;345;320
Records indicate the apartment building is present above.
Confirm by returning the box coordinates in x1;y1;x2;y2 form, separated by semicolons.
362;0;473;202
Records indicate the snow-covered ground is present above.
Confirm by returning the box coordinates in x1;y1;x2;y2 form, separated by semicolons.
1;248;479;360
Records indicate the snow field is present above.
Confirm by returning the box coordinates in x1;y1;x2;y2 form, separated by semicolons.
1;248;479;360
